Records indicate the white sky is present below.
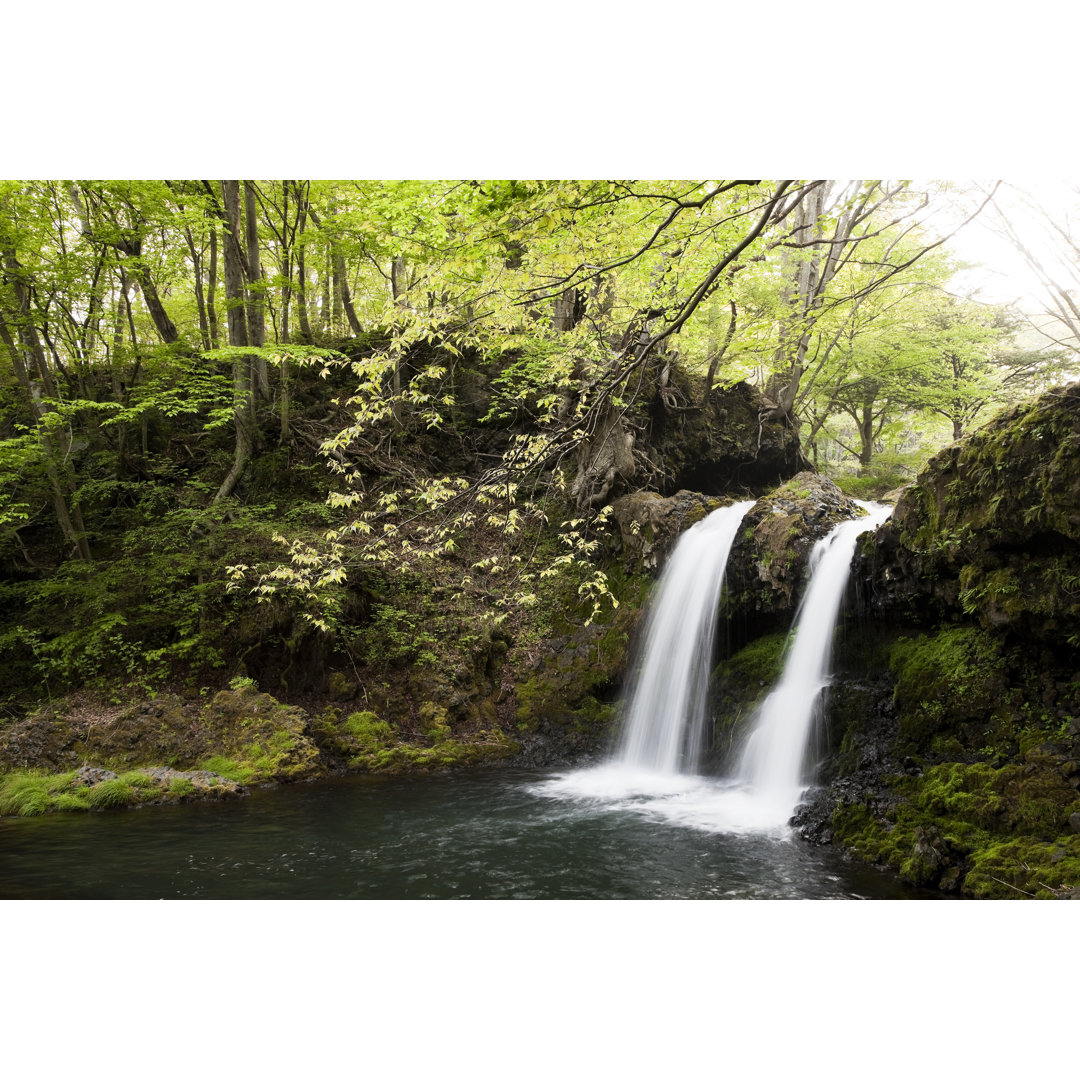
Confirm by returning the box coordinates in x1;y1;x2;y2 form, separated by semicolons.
944;181;1080;311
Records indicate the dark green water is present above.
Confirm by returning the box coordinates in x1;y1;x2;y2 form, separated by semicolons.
0;768;933;899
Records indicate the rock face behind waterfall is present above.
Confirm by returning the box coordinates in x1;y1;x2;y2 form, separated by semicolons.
646;377;804;496
704;473;866;771
723;472;864;633
795;384;1080;900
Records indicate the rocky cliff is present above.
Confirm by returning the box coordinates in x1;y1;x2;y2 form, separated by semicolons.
793;384;1080;898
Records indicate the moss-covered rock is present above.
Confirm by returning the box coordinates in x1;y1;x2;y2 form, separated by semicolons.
724;472;868;627
707;632;788;770
889;627;1010;748
608;489;726;572
828;757;1080;897
869;381;1080;640
796;385;1080;897
512;604;636;755
0;764;244;817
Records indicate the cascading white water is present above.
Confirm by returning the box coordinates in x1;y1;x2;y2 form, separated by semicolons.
736;500;894;821
614;500;755;774
535;498;893;839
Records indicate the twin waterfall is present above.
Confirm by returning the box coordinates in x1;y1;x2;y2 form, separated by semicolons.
542;498;892;834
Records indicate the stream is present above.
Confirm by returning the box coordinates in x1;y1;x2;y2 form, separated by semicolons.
0;768;937;899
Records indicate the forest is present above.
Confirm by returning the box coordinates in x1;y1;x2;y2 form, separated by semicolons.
2;178;1080;901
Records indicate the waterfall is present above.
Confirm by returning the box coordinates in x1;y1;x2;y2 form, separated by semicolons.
736;501;894;819
614;500;755;775
535;497;892;840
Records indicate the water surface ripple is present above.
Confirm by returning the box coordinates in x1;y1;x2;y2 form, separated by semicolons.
0;769;933;899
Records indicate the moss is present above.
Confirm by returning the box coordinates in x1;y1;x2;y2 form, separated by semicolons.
349;730;518;773
343;711;395;749
889;627;1008;746
832;756;1080;895
327;670;358;701
512;610;632;735
830;802;910;869
965;836;1080;899
200;755;255;784
721;632;787;688
168;777;197;798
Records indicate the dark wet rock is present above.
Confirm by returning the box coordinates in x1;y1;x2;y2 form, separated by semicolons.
73;765;119;787
608;489;724;572
724;472;866;626
141;766;245;799
646;378;804;496
512;610;636;758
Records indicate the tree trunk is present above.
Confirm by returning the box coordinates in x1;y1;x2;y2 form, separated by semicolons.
213;180;256;504
293;182;313;343
308;203;362;336
244;181;269;402
552;287;579;332
220;181;249;349
390;255;409;426
320;249;331;333
184;225;212;351
296;242;312;342
858;394;875;470
207;222;220;348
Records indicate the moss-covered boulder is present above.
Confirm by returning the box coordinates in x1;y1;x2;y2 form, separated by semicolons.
0;682;327;814
724;472;867;626
308;707;519;773
512;604;638;758
608;489;725;572
869;381;1080;640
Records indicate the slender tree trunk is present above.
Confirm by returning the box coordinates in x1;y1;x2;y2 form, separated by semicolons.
390;255;409;426
184;225;212;351
207;222;220;348
80;250;107;364
331;254;342;333
110;274;130;475
552;287;579;331
293;182;312;343
120;246;178;345
243;182;264;348
296;243;312;342
858;393;875;470
320;248;331;333
220;182;249;349
244;182;269;401
704;291;739;401
213;180;256;504
307;203;361;335
334;248;362;335
68;182;180;345
280;253;291;345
